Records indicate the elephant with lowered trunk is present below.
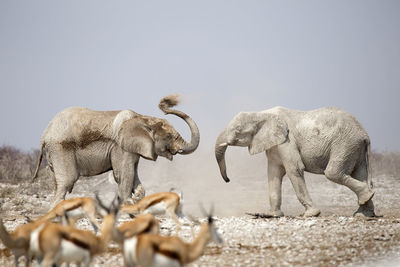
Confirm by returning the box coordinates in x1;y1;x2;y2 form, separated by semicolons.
32;95;199;207
215;106;375;217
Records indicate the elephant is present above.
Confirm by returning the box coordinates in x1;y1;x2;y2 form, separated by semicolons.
215;106;375;217
32;94;200;207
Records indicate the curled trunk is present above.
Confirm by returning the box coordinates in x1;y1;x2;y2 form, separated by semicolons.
215;132;230;183
159;95;200;154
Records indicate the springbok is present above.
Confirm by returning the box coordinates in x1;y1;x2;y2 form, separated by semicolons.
123;208;222;267
0;216;47;267
120;190;191;233
113;214;160;267
40;196;101;232
0;196;103;266
115;214;160;242
28;194;120;267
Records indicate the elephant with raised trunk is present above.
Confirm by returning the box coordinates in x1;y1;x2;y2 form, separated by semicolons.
215;106;375;217
32;95;199;207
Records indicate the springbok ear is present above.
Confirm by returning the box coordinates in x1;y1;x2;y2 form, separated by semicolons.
116;119;156;160
248;114;289;155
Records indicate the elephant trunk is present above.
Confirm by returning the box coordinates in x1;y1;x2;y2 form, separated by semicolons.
215;132;230;183
159;95;200;154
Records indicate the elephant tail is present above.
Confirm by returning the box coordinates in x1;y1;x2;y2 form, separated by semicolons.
32;141;44;181
365;139;373;189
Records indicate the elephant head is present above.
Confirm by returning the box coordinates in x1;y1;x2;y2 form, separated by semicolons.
215;111;289;182
115;95;200;161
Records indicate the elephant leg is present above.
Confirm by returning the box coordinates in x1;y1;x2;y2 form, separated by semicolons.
50;151;79;208
286;170;321;217
351;162;375;217
325;161;374;206
266;152;286;217
132;160;145;203
278;145;320;217
112;149;140;203
351;153;372;188
117;170;134;203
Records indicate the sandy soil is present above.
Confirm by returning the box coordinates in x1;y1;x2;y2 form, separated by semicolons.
0;149;399;266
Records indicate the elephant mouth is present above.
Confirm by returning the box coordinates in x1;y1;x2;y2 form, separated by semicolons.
167;147;185;160
158;150;173;161
169;148;184;156
141;153;158;161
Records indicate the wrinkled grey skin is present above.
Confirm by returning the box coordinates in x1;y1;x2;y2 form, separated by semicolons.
215;106;375;217
33;95;200;208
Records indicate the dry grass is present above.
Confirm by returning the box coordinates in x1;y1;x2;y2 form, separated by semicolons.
371;150;400;178
0;145;51;202
0;146;43;183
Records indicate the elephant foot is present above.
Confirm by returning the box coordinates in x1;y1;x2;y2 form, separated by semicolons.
357;188;375;206
353;200;375;218
132;184;146;203
303;207;321;217
266;210;284;218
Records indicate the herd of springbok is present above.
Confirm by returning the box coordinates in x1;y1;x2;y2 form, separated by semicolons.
0;190;222;267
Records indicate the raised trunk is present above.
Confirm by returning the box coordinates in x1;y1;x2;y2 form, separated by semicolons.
215;132;230;183
159;95;200;154
171;110;200;154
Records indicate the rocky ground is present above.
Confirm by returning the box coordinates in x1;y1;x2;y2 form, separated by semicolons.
1;210;400;266
0;151;400;266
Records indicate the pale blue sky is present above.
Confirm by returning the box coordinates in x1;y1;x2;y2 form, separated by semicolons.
1;1;399;151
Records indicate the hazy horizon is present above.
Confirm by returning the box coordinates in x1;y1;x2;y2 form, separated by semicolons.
1;1;400;152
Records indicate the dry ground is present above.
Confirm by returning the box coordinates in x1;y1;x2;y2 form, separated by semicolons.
0;149;400;266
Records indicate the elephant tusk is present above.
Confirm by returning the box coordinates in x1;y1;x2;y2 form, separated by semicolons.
219;143;228;147
178;149;184;153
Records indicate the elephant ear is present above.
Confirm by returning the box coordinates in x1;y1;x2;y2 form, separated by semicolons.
116;119;156;160
249;114;289;155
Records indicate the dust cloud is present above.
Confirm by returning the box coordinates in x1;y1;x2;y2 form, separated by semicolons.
72;145;393;218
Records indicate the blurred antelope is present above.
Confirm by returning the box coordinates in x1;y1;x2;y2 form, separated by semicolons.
120;189;190;233
0;216;48;267
113;214;160;266
40;196;101;233
114;214;160;242
0;196;103;266
124;207;223;267
28;194;120;267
